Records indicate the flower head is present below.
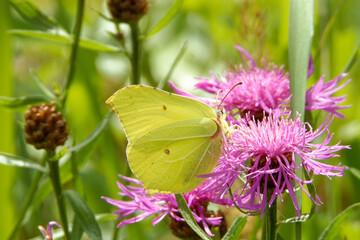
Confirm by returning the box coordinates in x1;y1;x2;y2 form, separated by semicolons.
102;175;230;237
202;113;349;216
107;0;149;23
38;221;61;240
194;46;290;119
24;102;69;151
305;73;351;119
170;46;350;120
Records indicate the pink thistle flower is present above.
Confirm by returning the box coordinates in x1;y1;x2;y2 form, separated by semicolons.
194;45;290;119
38;221;61;240
305;73;351;119
202;113;349;217
102;175;231;237
171;46;350;119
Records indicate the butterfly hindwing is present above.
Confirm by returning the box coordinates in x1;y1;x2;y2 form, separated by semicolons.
127;118;222;193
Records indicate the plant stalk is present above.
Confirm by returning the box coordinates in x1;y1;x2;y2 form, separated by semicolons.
48;152;70;240
60;0;85;106
129;21;141;85
261;194;277;240
8;156;47;240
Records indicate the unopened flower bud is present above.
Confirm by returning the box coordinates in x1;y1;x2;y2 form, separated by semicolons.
24;102;69;151
107;0;149;23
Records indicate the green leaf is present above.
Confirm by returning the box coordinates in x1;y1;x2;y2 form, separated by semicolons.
71;215;84;240
157;41;188;89
221;215;247;240
277;213;312;224
49;147;68;162
175;194;212;240
78;38;123;53
342;44;360;73
96;213;117;222
289;2;314;238
10;0;58;30
146;0;184;38
0;152;46;172
277;233;285;240
349;167;360;181
9;30;122;52
289;0;314;121
0;95;49;108
318;203;360;240
64;190;102;240
314;0;345;61
30;70;57;100
69;111;114;153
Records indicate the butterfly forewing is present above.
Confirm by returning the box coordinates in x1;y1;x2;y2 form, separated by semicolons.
106;85;217;144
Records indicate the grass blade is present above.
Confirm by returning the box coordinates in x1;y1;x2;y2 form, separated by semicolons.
157;41;188;89
10;0;58;30
0;152;46;172
30;70;57;100
69;111;113;153
146;0;184;38
289;1;314;239
64;190;102;240
9;30;122;52
342;44;360;73
221;215;247;240
318;203;360;240
0;95;49;108
175;194;212;240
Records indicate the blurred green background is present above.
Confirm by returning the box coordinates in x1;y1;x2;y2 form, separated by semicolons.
1;0;359;239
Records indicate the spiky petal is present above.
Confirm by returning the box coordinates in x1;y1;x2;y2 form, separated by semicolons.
202;114;349;216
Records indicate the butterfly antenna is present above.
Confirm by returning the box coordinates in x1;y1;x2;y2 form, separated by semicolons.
217;82;243;109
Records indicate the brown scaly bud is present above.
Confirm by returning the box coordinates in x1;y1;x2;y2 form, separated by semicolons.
107;0;149;23
24;102;69;151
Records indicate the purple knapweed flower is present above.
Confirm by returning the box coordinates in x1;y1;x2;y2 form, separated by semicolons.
171;46;350;120
193;45;290;119
102;175;231;237
305;73;351;119
38;221;61;240
202;113;349;217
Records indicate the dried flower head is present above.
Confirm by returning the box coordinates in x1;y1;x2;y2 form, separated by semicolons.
107;0;149;22
24;102;69;151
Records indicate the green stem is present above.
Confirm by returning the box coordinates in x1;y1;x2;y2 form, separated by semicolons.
112;222;119;240
8;155;47;240
60;0;85;106
129;21;141;85
48;152;70;240
261;194;277;240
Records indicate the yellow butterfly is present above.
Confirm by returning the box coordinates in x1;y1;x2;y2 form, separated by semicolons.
107;85;225;194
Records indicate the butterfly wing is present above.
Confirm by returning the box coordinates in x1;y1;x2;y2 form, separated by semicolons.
127;118;222;193
106;85;217;144
106;85;223;193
